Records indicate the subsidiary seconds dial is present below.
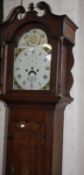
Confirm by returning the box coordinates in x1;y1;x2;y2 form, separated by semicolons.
14;46;51;90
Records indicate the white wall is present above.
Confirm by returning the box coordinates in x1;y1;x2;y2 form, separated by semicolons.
0;0;83;175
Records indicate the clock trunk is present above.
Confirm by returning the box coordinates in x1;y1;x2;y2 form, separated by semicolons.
5;103;64;175
0;2;77;175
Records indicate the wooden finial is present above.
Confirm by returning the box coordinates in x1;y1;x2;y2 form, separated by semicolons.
28;3;34;12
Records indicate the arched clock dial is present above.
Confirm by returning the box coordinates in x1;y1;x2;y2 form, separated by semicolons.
0;3;77;175
18;28;48;48
13;46;51;90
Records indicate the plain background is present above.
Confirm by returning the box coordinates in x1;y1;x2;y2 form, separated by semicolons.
0;0;84;175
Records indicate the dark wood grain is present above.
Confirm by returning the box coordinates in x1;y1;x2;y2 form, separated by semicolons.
0;1;77;175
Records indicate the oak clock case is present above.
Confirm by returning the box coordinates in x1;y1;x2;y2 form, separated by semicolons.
0;2;77;175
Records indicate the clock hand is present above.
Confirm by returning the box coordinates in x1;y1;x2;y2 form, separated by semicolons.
28;71;37;75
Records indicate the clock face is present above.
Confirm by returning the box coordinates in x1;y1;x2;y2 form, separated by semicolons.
13;28;52;90
18;28;48;48
14;46;51;90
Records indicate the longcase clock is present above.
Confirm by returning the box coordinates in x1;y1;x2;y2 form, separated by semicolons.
0;2;77;175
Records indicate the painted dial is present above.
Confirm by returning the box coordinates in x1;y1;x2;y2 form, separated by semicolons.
18;28;48;48
14;46;51;90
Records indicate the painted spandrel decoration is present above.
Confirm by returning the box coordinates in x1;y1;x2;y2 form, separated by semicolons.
0;1;77;99
13;28;52;90
0;2;77;175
